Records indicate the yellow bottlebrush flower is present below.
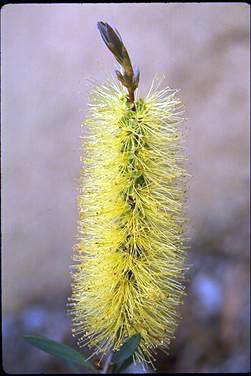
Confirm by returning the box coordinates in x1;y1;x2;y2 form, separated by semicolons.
69;22;189;369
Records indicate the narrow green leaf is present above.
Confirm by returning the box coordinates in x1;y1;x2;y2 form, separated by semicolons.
111;334;141;367
23;335;97;372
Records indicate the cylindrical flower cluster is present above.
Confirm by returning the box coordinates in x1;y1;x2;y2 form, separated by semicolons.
69;77;189;368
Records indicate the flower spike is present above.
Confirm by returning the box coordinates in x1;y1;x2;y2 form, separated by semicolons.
69;22;190;371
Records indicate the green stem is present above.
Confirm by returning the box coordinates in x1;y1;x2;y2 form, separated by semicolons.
101;352;113;373
97;21;140;106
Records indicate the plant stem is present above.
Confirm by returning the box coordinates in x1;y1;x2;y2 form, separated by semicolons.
101;352;113;374
97;21;140;107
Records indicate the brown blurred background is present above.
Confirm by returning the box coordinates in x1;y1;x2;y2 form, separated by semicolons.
1;3;250;373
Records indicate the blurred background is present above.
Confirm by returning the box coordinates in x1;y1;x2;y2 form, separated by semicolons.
1;3;250;373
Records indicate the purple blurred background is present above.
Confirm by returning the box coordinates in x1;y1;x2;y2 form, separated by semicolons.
1;3;250;373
